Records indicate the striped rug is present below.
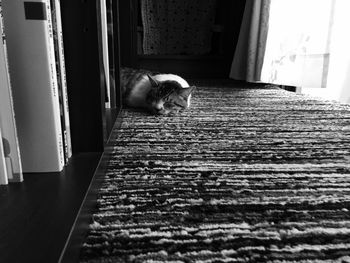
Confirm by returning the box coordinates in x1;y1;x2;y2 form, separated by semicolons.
80;83;350;262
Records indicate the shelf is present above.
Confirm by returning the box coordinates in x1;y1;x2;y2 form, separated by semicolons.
0;152;101;263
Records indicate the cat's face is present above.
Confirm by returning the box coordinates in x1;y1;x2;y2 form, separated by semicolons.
146;75;196;115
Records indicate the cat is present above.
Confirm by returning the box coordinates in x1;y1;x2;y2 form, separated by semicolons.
121;67;196;115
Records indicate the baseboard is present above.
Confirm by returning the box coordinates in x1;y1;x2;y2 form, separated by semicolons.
59;114;123;263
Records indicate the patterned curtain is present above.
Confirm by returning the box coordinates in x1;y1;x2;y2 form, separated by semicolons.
141;0;217;55
229;0;271;82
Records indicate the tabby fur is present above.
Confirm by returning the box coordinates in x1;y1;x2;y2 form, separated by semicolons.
121;67;196;115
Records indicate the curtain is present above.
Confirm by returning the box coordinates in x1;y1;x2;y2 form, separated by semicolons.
231;0;350;103
141;0;217;55
294;0;350;103
261;0;335;89
229;0;271;82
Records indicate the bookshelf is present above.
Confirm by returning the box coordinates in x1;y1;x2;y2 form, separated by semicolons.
60;0;122;153
0;0;121;262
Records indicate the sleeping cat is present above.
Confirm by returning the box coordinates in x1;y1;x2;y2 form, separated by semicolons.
121;67;196;115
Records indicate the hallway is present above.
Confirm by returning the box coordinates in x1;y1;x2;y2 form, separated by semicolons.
76;81;350;262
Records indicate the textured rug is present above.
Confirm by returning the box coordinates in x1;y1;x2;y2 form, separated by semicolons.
79;83;350;263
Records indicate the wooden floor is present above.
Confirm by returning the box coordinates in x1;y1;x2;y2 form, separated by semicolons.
0;152;101;263
0;108;120;263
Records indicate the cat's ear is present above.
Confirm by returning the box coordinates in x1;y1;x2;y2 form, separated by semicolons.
147;74;159;87
189;86;196;93
178;86;196;97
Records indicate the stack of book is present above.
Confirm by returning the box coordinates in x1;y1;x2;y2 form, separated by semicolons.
0;0;72;184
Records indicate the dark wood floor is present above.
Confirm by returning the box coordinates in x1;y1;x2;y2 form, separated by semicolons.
0;108;120;263
0;152;101;263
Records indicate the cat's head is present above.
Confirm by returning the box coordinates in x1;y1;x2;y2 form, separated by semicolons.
146;75;196;115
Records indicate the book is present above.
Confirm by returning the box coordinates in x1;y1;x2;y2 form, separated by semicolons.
2;0;65;172
50;0;72;163
106;0;116;108
0;1;23;182
0;125;8;185
99;0;111;108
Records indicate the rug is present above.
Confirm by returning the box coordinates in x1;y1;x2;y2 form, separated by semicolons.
79;83;350;262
